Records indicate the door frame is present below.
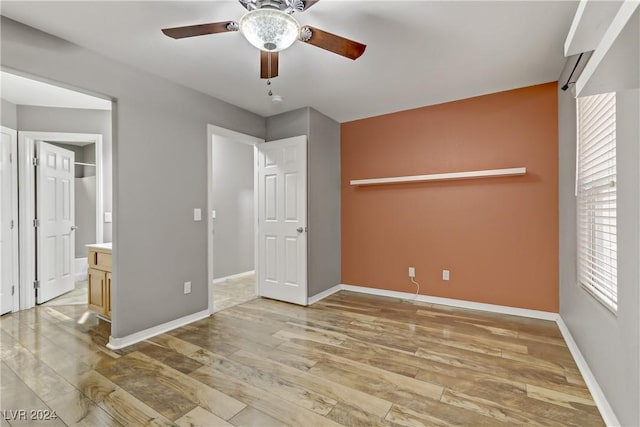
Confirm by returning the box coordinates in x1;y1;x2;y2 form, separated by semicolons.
207;124;264;315
18;131;103;310
1;126;20;313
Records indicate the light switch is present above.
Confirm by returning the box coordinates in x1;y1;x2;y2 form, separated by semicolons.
193;208;202;221
104;212;112;223
211;210;216;219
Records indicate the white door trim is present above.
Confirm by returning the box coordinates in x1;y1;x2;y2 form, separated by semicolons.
206;124;264;315
17;131;103;310
1;126;19;313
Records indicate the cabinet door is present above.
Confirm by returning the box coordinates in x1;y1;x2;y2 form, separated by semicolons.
105;272;112;318
88;268;106;314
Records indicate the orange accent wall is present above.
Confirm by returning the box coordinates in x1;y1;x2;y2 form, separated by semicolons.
341;82;559;312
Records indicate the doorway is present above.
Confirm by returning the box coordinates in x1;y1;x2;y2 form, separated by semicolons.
2;70;113;312
208;126;262;313
19;132;105;307
0;126;19;315
42;138;101;306
207;125;309;314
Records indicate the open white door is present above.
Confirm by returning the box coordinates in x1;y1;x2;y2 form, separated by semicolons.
257;136;307;305
35;141;75;304
1;127;17;315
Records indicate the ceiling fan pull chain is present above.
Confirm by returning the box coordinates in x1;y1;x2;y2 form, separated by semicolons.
267;51;273;96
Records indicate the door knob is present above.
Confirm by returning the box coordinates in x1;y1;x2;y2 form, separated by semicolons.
296;227;304;233
71;225;78;231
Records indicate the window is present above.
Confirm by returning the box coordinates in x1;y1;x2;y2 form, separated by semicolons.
576;92;617;312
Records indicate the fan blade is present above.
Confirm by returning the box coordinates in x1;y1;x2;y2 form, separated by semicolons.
302;0;320;11
162;21;238;39
260;51;279;79
299;26;366;60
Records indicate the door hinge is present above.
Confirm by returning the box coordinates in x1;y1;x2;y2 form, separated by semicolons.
33;218;40;228
33;280;40;289
11;285;15;296
32;157;39;166
10;220;14;230
9;153;13;163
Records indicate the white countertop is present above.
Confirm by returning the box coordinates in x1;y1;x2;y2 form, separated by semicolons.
86;242;112;251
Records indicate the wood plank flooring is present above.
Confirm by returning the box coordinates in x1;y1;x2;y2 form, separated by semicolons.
0;291;604;426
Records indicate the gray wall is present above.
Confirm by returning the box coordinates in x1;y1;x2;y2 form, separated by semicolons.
266;107;341;298
307;109;341;298
211;136;254;278
1;98;17;129
1;17;265;338
75;176;97;258
265;107;308;141
558;84;640;426
17;106;112;242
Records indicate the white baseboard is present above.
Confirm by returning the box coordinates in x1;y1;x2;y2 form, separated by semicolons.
213;270;255;284
107;309;210;350
307;285;342;305
74;257;88;281
556;317;620;427
309;283;558;321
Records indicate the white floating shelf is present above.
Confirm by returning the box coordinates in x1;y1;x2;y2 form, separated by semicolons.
350;167;526;186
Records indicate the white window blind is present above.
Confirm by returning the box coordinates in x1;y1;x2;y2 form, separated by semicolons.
576;92;617;312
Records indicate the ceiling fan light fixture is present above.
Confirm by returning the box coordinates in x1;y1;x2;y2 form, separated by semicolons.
239;8;300;52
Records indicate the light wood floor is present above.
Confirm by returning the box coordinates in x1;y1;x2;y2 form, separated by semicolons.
213;275;257;313
42;281;88;307
0;291;604;426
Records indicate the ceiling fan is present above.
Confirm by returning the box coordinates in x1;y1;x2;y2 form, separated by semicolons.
161;0;366;80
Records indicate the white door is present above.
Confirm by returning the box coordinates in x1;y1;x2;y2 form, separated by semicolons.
257;136;307;305
0;127;17;314
36;141;75;303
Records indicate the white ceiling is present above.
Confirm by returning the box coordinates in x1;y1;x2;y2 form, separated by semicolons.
0;1;578;122
1;71;112;110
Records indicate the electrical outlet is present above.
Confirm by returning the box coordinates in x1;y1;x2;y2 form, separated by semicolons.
442;270;450;281
193;208;202;221
408;267;415;278
183;281;191;294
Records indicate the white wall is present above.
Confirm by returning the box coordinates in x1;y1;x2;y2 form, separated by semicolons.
1;17;265;339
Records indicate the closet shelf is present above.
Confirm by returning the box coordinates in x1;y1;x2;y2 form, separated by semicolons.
75;162;96;167
350;167;526;186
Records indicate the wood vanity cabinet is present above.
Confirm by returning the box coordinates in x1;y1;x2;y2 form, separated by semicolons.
87;247;112;319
